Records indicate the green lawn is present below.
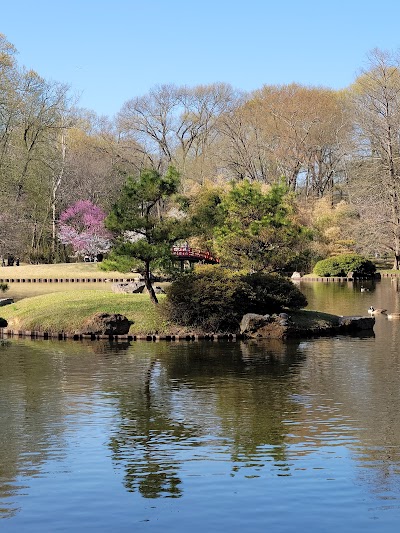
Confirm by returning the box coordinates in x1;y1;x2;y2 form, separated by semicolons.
0;290;168;334
0;262;137;279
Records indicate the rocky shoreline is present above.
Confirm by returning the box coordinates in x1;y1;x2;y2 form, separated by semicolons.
0;310;375;341
240;312;375;339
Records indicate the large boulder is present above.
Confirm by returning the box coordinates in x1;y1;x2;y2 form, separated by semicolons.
80;313;133;335
0;317;7;328
338;316;375;330
241;312;291;339
111;281;145;294
0;298;14;307
240;313;272;335
240;311;375;340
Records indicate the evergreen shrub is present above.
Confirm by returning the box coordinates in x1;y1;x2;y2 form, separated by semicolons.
242;272;308;311
165;265;307;332
0;283;8;293
313;254;376;277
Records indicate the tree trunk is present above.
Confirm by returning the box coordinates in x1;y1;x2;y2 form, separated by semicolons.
143;260;158;304
393;242;400;270
52;130;66;253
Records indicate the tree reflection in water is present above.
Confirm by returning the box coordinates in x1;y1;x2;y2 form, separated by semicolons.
108;357;191;498
108;339;306;497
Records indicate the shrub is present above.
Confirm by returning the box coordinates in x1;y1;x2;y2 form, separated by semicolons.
242;272;308;312
165;265;307;332
313;254;376;277
0;283;8;293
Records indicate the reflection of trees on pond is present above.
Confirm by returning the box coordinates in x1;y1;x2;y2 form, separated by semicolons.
0;341;74;517
165;340;307;467
107;346;199;499
0;339;137;516
296;335;400;497
108;339;307;497
220;341;306;466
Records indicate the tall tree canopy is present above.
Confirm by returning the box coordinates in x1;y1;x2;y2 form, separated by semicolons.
214;181;310;272
348;49;400;267
104;167;187;303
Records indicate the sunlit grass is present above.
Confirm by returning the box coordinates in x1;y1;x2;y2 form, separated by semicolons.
0;262;136;279
0;290;167;334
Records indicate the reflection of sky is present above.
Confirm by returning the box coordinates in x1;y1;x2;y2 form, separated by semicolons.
4;434;400;533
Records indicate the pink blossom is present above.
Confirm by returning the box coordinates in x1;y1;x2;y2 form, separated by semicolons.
58;200;112;257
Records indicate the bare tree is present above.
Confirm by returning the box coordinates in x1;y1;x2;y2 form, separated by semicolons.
218;97;274;182
217;84;349;195
349;49;400;268
117;83;237;180
254;84;348;195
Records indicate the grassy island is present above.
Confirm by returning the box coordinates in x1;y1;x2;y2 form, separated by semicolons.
0;289;371;338
0;263;375;339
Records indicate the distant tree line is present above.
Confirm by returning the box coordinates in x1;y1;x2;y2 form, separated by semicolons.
1;33;400;268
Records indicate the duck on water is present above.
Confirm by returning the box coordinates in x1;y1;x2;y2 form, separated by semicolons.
368;306;387;315
368;306;400;319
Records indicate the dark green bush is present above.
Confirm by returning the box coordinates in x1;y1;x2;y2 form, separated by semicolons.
242;272;308;312
165;265;307;332
0;283;8;293
313;254;376;277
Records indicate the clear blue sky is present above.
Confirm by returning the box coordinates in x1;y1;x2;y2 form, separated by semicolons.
2;0;400;118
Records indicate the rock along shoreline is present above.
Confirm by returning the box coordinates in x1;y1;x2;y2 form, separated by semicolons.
0;311;375;342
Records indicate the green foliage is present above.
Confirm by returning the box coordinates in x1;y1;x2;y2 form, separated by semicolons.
165;265;307;332
0;283;9;293
313;253;376;277
310;198;359;259
242;272;308;311
181;185;224;251
105;167;189;302
283;249;316;274
99;252;142;274
214;180;311;272
106;167;181;234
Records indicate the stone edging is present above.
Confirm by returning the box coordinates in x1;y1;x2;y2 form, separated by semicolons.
0;278;135;283
0;329;237;342
297;277;354;282
2;275;394;283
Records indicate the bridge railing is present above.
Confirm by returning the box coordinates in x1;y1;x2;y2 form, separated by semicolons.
171;246;219;263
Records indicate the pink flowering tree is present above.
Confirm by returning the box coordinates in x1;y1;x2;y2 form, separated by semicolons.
58;200;112;259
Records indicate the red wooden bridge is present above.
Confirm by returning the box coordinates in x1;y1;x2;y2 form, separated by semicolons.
171;246;219;264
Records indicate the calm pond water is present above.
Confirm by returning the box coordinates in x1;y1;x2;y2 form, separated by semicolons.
1;279;400;532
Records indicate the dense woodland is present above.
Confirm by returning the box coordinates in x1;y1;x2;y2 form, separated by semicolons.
2;32;400;269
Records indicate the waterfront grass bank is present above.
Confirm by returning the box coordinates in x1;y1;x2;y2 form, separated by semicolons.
0;289;373;339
